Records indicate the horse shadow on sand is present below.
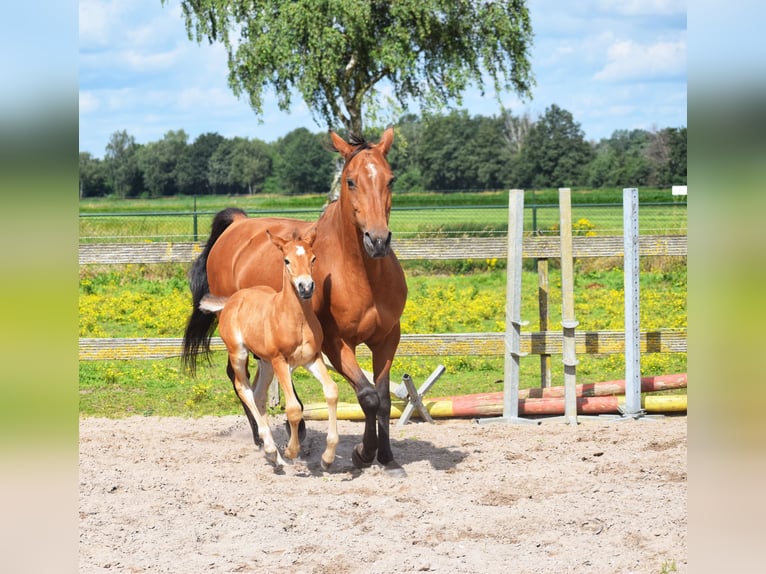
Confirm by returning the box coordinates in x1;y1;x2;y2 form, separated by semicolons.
222;417;468;479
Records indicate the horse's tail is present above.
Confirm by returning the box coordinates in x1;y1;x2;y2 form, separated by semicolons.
182;207;247;375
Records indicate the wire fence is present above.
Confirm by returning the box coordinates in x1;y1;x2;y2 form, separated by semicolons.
79;200;687;244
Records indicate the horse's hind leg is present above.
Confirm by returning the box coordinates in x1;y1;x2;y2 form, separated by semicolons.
307;358;339;470
229;351;284;466
227;358;262;447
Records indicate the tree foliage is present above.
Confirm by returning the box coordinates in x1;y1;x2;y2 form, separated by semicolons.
516;104;594;188
168;0;534;135
80;105;687;198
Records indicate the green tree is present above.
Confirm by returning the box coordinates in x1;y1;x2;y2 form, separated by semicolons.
645;126;686;186
169;0;534;135
104;130;142;198
272;128;334;195
387;113;424;192
177;132;225;195
207;138;237;194
79;152;110;198
136;129;189;197
588;129;651;188
517;104;594;188
229;137;273;194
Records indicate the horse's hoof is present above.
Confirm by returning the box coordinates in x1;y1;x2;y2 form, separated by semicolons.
384;461;407;479
320;457;334;472
285;419;308;443
351;443;375;469
265;450;278;464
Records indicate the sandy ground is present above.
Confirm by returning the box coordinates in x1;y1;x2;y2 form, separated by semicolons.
79;413;686;573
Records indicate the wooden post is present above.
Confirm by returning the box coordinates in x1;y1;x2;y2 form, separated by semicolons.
622;188;642;415
558;188;578;425
537;258;552;388
502;189;526;419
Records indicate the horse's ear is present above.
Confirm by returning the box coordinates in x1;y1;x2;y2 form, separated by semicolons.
266;229;286;251
330;131;352;157
303;225;318;247
377;126;394;156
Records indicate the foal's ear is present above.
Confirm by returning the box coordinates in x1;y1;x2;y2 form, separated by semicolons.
303;225;318;247
377;126;394;156
266;229;286;251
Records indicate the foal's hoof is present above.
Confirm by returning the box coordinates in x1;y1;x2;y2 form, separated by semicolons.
264;449;280;466
320;457;334;472
351;443;375;469
284;419;307;443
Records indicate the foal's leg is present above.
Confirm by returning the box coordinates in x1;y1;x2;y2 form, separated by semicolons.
251;359;274;417
228;349;284;466
227;358;262;447
271;357;303;460
306;357;339;470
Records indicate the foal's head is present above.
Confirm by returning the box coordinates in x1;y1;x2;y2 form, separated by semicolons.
267;227;318;300
330;127;395;258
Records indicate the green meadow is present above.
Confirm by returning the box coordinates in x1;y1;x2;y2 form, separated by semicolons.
79;190;686;417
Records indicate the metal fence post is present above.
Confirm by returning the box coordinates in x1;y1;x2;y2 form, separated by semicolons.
622;188;642;416
192;197;198;242
559;188;579;425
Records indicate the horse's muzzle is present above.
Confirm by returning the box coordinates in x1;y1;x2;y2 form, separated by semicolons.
296;278;315;300
363;231;392;258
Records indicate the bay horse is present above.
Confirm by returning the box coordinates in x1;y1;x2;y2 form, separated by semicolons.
198;228;339;469
183;127;408;476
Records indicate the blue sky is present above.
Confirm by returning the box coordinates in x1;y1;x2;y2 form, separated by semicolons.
79;0;687;158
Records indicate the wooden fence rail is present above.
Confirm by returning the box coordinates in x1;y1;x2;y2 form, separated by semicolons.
79;330;687;362
79;235;687;264
78;235;687;362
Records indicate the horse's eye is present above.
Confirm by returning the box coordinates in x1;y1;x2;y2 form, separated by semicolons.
388;177;395;189
311;256;317;264
284;259;290;266
346;178;356;189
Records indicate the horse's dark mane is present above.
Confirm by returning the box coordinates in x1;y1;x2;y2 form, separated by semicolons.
327;131;373;159
347;134;372;161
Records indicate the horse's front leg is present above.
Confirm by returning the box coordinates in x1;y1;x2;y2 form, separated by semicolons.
323;339;379;468
370;323;406;477
271;358;303;461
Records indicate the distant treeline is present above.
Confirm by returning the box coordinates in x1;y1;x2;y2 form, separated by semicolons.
79;105;686;199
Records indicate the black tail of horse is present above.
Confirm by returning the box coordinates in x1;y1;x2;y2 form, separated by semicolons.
182;207;247;375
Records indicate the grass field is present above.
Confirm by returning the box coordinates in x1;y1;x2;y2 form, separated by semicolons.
79;189;687;243
79;190;686;418
79;258;687;418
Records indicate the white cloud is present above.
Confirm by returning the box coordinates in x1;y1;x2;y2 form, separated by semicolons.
595;35;686;82
79;92;100;114
177;87;241;111
120;47;183;72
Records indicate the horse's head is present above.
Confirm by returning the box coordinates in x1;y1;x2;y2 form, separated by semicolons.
267;227;318;300
330;127;395;258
